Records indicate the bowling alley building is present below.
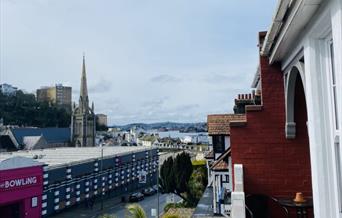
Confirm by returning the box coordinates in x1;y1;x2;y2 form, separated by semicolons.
0;146;158;218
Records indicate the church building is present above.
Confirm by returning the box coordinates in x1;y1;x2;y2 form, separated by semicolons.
71;55;96;147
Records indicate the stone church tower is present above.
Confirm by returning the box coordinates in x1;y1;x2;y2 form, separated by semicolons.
71;55;96;147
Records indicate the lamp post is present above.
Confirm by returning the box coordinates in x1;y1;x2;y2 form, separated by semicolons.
100;144;104;211
156;150;160;217
150;149;160;218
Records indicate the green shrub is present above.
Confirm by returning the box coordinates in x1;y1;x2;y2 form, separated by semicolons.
99;214;116;218
164;202;186;212
163;215;180;218
191;160;206;166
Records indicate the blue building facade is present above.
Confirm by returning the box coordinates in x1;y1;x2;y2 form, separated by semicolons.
40;148;158;217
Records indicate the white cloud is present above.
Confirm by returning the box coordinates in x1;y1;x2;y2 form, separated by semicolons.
1;0;277;125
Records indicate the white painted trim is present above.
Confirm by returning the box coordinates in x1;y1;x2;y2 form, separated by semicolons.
285;61;306;139
279;2;341;217
304;21;340;217
281;1;331;71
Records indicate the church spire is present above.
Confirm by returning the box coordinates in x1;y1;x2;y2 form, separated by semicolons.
79;54;89;110
81;54;88;98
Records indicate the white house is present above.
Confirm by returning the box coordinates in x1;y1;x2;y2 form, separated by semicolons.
206;114;245;216
254;0;342;217
0;83;17;96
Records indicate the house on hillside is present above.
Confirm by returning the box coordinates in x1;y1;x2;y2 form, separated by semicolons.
137;134;159;147
205;113;250;217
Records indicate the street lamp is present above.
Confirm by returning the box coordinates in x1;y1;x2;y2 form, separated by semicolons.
148;149;160;218
156;150;160;217
100;144;104;210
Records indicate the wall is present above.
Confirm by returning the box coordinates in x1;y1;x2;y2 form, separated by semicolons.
0;166;43;218
230;34;312;199
42;148;158;216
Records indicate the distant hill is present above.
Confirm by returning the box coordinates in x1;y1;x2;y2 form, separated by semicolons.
110;122;207;132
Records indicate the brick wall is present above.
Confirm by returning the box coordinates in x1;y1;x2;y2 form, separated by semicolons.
230;34;312;201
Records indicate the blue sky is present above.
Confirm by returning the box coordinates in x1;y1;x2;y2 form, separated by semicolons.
0;0;277;125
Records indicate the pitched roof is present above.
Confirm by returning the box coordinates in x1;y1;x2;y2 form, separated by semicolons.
211;148;231;171
11;128;70;145
207;114;246;135
140;135;158;142
23;135;48;150
212;159;228;171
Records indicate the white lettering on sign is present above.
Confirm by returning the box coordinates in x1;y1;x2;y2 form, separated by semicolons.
0;176;38;190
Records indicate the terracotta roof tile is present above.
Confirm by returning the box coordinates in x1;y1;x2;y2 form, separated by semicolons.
212;159;228;171
207;114;246;135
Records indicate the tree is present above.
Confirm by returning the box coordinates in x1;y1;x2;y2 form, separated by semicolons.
187;167;207;205
173;152;193;194
160;157;175;193
159;152;193;204
126;204;147;218
0;90;70;127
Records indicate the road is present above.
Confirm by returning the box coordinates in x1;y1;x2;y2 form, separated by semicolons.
53;192;180;218
96;193;181;218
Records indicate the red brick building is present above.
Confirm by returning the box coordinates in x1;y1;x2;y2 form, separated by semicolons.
230;32;312;198
202;1;342;218
226;32;313;218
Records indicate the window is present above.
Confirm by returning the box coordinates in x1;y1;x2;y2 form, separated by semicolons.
328;40;342;214
31;197;38;208
335;138;342;213
212;135;225;153
329;41;339;130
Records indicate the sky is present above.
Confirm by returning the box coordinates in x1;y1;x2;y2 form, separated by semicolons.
0;0;277;125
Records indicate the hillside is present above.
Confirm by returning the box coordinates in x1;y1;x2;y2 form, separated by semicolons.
0;90;70;127
111;121;207;132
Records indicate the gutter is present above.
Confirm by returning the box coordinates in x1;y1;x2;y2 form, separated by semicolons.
251;66;261;88
261;0;291;56
261;0;323;61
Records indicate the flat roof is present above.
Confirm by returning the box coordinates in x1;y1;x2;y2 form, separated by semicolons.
0;146;154;169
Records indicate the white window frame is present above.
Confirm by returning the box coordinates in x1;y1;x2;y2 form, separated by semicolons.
31;196;38;208
326;36;342;214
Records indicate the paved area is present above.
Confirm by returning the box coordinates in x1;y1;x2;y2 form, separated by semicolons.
192;186;216;218
52;192;180;218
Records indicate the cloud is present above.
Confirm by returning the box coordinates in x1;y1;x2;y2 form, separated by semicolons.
204;72;244;84
175;104;199;111
141;97;169;108
150;74;181;83
3;0;277;125
88;79;112;94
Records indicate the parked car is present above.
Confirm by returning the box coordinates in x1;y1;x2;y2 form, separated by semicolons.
129;192;144;202
152;185;159;191
142;187;157;196
153;185;165;194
